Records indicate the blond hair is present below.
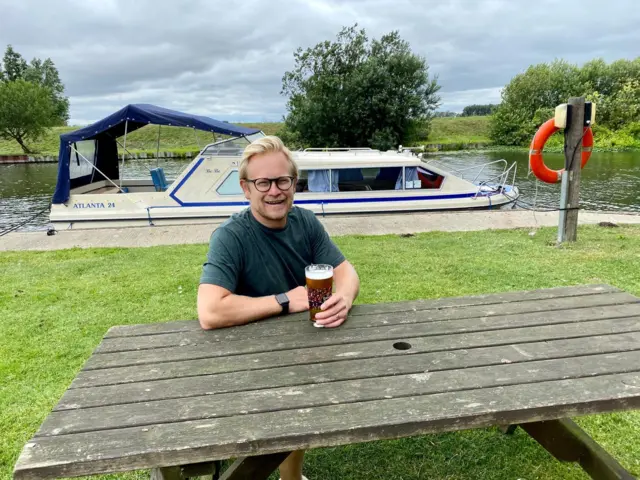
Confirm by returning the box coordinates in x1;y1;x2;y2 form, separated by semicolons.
239;135;298;179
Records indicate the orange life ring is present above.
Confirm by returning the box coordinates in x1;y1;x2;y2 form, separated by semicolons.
529;119;593;184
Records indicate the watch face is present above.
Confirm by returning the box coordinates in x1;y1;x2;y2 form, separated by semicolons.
276;293;288;304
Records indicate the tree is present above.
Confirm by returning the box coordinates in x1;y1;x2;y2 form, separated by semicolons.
0;79;57;153
1;45;69;125
1;45;27;81
461;104;497;116
281;25;440;150
489;57;640;146
433;111;458;118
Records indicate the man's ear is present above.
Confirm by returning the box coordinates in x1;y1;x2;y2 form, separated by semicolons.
240;180;251;200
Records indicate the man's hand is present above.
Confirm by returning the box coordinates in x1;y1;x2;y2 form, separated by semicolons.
313;293;352;328
286;286;310;313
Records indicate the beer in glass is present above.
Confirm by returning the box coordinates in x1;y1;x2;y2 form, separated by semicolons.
305;264;333;325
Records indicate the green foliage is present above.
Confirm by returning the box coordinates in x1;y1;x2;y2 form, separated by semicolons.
461;104;497;116
282;25;440;150
1;45;69;125
402;118;432;145
0;45;69;153
433;111;458;118
0;79;57;154
490;57;640;146
0;45;27;81
22;57;69;125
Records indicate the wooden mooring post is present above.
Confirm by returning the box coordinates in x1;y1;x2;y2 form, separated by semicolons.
558;97;586;243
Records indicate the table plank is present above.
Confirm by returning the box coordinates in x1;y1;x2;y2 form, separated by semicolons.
14;372;640;480
58;319;640;410
105;284;620;338
37;350;640;436
73;303;640;387
83;303;640;370
96;291;637;352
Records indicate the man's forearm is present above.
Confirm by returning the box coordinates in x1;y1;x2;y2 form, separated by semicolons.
335;262;360;307
200;293;281;329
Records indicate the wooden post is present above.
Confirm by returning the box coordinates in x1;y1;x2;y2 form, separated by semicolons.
558;97;585;243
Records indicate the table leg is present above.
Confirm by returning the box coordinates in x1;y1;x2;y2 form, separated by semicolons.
219;452;292;480
150;461;220;480
501;419;635;480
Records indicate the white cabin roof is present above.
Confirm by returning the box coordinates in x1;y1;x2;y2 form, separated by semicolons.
292;150;422;168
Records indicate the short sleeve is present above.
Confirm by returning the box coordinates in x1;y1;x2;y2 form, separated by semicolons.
199;227;243;291
307;212;345;267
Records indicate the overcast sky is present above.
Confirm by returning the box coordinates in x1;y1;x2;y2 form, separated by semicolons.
1;0;638;125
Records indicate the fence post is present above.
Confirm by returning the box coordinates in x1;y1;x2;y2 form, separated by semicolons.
558;97;585;243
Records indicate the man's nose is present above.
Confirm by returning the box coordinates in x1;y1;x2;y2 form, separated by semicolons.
267;181;281;195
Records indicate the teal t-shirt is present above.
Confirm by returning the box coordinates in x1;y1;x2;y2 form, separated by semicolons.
200;207;346;297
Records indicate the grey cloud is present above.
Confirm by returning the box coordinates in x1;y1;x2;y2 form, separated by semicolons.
1;0;638;123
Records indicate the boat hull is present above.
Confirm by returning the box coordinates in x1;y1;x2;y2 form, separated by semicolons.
50;188;519;230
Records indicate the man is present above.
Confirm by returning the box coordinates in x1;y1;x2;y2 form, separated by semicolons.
197;135;360;480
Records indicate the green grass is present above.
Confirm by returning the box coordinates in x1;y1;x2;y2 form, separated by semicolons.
2;225;640;480
0;123;283;156
0;117;491;156
427;116;492;145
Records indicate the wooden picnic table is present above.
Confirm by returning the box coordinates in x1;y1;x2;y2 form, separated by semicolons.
13;284;640;480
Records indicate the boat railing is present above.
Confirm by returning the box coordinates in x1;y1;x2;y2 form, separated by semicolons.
426;158;516;186
302;147;377;153
475;161;518;196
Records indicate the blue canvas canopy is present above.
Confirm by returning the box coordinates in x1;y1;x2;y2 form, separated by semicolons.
52;104;260;204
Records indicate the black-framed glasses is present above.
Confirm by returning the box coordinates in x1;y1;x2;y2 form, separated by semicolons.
245;176;295;192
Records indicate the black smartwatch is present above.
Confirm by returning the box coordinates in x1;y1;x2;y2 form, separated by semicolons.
275;293;290;315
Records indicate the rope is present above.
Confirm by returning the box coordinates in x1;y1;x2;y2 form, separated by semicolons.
0;205;51;237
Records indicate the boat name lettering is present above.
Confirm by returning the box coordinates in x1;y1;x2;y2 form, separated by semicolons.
73;202;116;209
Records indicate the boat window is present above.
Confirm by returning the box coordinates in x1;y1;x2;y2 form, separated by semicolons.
305;169;340;192
416;167;445;189
69;140;97;180
402;167;421;189
202;137;250;156
216;170;243;195
296;166;443;192
246;132;266;143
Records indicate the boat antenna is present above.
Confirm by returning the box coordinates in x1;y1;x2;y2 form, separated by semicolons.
156;125;161;168
121;119;128;180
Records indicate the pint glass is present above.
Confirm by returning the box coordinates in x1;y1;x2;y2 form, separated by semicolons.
305;264;333;324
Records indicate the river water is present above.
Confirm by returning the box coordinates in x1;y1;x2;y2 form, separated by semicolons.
1;150;638;232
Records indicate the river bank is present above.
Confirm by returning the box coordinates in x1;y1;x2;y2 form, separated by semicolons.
1;117;639;163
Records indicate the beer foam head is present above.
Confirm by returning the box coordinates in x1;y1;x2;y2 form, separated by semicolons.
305;265;333;280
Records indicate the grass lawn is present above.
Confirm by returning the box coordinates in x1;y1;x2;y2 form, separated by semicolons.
426;116;491;145
2;226;640;480
0;118;491;156
0;123;283;157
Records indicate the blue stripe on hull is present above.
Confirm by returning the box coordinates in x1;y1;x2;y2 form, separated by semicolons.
168;157;511;207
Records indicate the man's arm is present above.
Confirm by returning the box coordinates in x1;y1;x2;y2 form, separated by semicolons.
197;284;309;330
313;260;360;328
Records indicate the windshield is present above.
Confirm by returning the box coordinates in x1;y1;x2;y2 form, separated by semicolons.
201;132;265;156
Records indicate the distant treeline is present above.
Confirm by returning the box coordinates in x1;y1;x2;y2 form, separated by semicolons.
434;104;497;118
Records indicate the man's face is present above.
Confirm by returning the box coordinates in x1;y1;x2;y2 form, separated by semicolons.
240;151;296;228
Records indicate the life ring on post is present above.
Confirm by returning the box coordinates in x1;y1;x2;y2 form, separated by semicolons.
529;118;593;184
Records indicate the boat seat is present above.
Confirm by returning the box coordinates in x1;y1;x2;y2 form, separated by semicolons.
150;167;169;192
339;183;372;192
